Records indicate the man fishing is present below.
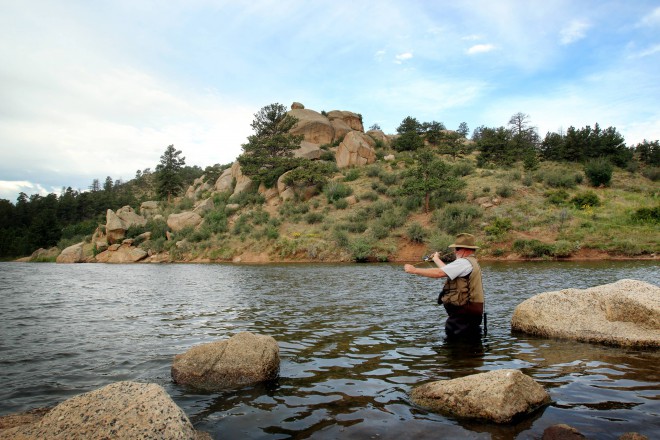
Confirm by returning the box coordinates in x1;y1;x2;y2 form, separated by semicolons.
404;233;485;339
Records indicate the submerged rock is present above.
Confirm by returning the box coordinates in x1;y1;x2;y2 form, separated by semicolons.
410;369;550;423
511;279;660;348
0;381;199;439
172;331;280;391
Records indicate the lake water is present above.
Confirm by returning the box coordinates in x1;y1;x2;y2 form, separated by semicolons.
0;261;658;439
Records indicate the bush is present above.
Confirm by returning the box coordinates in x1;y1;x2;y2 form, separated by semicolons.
631;206;660;223
334;199;349;210
584;159;613;187
407;222;428;243
484;217;512;237
541;169;578;188
641;166;660;181
452;161;475;177
305;212;324;224
204;210;228;234
349;237;374;262
434;204;482;234
324;181;353;202
551;240;580;258
380;172;398;186
571;191;601;209
545;189;570;206
369;223;389;240
512;239;554;258
496;185;514;198
343;168;361;182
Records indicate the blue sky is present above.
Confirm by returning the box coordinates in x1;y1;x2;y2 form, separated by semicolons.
1;0;659;202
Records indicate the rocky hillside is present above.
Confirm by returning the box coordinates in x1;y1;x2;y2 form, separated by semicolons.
19;102;659;264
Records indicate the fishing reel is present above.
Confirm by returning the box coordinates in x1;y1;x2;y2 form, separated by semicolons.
421;251;456;263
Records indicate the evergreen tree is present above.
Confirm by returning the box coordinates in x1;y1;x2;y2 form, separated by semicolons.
401;149;464;212
156;145;186;202
238;103;303;187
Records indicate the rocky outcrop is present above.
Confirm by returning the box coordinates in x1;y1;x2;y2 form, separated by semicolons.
293;141;322;160
55;242;85;263
258;183;281;206
185;176;212;200
0;381;200;439
366;129;390;147
215;166;234;193
95;244;148;263
327;110;363;133
171;332;280;391
288;108;335;145
410;369;550;423
277;170;318;201
335;131;377;168
193;198;214;216
511;279;660;348
140;201;159;218
105;206;147;244
167;212;203;232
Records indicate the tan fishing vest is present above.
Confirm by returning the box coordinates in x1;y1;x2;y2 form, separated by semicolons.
440;256;484;306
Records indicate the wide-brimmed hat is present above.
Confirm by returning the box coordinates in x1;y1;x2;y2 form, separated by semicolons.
448;233;479;249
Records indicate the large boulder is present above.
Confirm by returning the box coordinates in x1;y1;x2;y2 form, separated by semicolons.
167;212;203;232
140;200;159;218
335;131;377;168
95;244;148;263
410;369;550;423
326;110;364;132
171;331;280;391
17;247;59;262
193;198;215;216
0;381;199;439
227;162;254;197
214;166;234;193
288;108;335;145
277;169;319;201
293;141;322;160
55;242;85;264
105;206;147;244
366;129;390;147
511;279;660;348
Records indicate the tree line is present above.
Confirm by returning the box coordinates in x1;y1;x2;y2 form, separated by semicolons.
0;145;209;259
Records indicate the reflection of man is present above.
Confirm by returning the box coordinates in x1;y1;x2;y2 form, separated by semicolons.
404;233;484;339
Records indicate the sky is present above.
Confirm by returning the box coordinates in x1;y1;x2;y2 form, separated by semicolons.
1;0;659;202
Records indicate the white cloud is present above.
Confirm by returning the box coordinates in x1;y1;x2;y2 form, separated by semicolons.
637;6;660;27
394;52;413;64
466;44;496;55
0;181;54;201
630;44;660;59
559;20;591;45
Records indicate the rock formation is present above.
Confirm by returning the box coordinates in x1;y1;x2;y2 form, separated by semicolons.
140;200;159;218
410;369;550;423
0;381;201;439
511;279;660;348
335;131;377;168
95;243;148;263
288;108;335;145
105;206;147;244
172;331;280;391
167;211;203;232
55;242;85;263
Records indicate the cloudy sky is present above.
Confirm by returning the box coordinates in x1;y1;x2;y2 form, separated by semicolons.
1;0;659;202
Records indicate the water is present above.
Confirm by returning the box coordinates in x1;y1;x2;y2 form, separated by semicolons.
0;261;658;439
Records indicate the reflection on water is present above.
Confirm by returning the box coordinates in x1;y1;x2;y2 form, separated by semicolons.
0;261;658;439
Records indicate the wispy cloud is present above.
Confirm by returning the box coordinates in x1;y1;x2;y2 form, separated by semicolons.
637;6;660;27
0;181;54;201
630;44;660;59
560;20;591;45
394;52;413;64
466;44;496;55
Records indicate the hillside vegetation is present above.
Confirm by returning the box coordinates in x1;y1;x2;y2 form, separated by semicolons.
2;103;659;263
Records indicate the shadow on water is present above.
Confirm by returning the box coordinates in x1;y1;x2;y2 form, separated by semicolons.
0;261;658;439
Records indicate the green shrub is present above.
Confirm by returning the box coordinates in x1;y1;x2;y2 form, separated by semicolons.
349;237;374;262
571;191;601;209
522;175;534;187
305;212;324;224
484;217;512;237
324;181;353;202
512;239;553;258
584;159;613;187
551;240;580;258
542;169;578;188
189;225;212;242
434;204;482;234
61;219;99;240
334;198;349;210
204;209;228;234
631;206;660;223
380;172;398;186
366;164;383;178
452;161;475;177
545;189;570;206
407;222;428;243
178;197;194;211
496;185;514;198
343;168;361;182
379;208;407;230
332;229;350;248
427;232;454;254
360;191;379;202
370;223;389;240
641;167;660;181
